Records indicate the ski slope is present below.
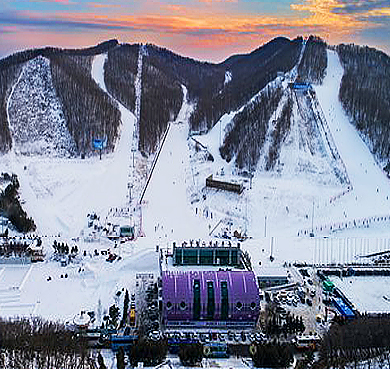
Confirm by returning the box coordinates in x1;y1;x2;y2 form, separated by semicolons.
313;50;390;232
189;49;390;240
142;86;210;243
1;48;390;324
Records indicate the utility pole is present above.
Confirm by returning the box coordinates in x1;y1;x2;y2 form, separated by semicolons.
128;183;133;205
245;195;248;235
264;215;267;238
310;201;315;237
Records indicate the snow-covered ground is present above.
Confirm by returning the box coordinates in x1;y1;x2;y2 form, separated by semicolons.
0;54;147;320
142;86;210;243
189;50;390;240
1;47;390;326
313;50;390;232
330;276;390;313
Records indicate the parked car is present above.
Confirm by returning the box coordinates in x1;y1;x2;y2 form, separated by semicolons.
149;330;161;341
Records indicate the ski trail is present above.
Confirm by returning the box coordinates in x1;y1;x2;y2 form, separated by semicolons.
287;37;306;81
142;83;208;241
174;85;193;124
133;44;145;149
6;64;25;156
91;53;136;209
313;49;390;224
139;85;191;204
258;92;288;171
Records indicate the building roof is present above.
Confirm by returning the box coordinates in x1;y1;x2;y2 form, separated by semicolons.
162;270;259;322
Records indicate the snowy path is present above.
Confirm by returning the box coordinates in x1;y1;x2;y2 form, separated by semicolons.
6;64;25;151
314;50;390;225
86;54;135;215
133;44;145;147
142;86;209;243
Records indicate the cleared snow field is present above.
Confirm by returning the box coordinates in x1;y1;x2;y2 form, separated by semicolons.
0;48;390;324
330;276;390;313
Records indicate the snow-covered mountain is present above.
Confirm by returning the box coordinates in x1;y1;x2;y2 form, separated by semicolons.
1;37;390;339
0;36;389;242
7;56;76;157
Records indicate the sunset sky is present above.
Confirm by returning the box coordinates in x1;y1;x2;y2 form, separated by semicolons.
0;0;389;62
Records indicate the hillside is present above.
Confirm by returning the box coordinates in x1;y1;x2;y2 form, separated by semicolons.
0;37;389;240
7;56;76;157
0;40;120;156
1;36;388;167
1;37;390;353
337;43;390;170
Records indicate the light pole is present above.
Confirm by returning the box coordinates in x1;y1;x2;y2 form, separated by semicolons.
0;189;4;235
128;183;133;208
310;200;315;237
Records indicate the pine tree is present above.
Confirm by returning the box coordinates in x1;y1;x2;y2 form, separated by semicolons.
116;347;125;369
121;290;130;328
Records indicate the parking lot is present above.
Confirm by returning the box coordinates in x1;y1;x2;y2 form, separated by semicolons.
262;266;326;335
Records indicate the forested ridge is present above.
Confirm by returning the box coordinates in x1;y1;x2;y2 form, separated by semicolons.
0;39;119;155
190;37;302;133
337;44;390;170
139;56;183;153
140;38;302;151
137;44;225;152
219;85;284;169
145;44;225;102
49;53;121;155
0;64;21;152
298;35;327;84
104;44;185;154
1;37;390;166
104;44;139;113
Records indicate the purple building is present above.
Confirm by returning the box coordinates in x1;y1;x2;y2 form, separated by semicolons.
162;270;260;327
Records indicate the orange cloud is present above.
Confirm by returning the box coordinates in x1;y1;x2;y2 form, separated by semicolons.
291;0;371;33
7;0;387;62
364;7;390;18
161;4;185;12
87;2;121;9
